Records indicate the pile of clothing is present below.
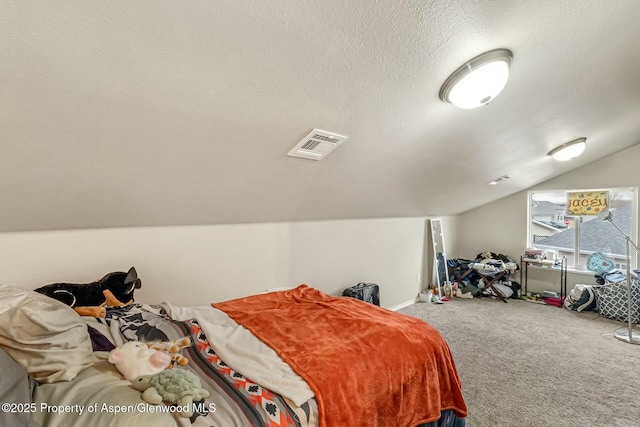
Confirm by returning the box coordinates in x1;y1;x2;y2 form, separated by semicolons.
447;252;521;300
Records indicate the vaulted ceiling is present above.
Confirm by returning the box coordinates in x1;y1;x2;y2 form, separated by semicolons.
2;0;639;232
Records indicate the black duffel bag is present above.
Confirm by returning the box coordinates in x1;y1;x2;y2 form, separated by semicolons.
342;282;380;306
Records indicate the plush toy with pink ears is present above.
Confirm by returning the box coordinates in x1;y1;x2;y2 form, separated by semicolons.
108;341;171;381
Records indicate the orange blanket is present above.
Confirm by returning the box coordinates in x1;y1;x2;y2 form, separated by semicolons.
213;285;467;427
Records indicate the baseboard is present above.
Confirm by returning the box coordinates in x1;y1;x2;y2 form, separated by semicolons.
388;297;418;311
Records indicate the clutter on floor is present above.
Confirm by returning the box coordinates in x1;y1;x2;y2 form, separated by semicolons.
446;251;520;302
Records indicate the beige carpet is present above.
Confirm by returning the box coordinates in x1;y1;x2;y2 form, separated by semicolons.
400;298;640;427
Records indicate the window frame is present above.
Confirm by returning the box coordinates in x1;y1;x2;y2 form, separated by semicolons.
527;187;638;273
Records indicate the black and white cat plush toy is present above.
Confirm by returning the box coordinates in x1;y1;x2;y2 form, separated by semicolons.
34;267;142;317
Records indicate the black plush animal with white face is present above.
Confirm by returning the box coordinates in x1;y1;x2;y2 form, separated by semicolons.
34;267;142;317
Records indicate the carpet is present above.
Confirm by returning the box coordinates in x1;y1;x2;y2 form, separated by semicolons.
400;298;640;426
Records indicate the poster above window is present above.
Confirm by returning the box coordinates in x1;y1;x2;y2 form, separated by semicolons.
566;191;609;216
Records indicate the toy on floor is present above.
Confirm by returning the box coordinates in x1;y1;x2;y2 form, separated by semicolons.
34;267;142;318
132;368;210;418
108;341;171;381
146;337;191;367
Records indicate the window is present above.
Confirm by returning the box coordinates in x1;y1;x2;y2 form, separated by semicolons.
528;188;637;271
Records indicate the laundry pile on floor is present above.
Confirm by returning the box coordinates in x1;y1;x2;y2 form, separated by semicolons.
447;251;521;300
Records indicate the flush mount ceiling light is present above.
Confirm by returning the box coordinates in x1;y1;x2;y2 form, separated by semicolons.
439;48;513;109
547;137;587;161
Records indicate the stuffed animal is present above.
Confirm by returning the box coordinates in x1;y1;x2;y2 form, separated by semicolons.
34;267;142;317
108;341;171;381
131;369;210;418
146;337;191;367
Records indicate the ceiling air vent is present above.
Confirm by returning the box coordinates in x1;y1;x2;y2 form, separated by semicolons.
287;129;348;160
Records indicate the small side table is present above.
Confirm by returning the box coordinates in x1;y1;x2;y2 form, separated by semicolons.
520;255;567;306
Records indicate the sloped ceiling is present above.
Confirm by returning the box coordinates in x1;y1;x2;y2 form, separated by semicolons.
1;0;639;232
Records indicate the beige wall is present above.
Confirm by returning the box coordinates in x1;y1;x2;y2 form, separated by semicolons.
3;141;636;306
456;143;640;293
0;217;459;309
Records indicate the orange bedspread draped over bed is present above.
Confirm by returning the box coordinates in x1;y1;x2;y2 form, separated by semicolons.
213;285;467;427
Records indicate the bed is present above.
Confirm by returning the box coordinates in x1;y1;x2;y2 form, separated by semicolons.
0;283;467;427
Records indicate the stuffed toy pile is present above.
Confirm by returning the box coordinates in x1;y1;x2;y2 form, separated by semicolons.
108;339;205;418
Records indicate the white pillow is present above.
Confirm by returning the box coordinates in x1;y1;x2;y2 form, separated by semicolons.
0;285;94;383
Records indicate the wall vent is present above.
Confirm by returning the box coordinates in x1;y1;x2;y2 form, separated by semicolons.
287;129;348;160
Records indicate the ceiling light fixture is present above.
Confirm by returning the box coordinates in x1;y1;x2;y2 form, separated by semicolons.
547;137;587;161
439;48;513;109
486;174;510;185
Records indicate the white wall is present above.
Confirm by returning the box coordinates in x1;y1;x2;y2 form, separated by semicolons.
0;217;445;309
6;139;634;307
456;143;640;293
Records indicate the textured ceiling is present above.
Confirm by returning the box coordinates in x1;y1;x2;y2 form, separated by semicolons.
1;0;640;232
